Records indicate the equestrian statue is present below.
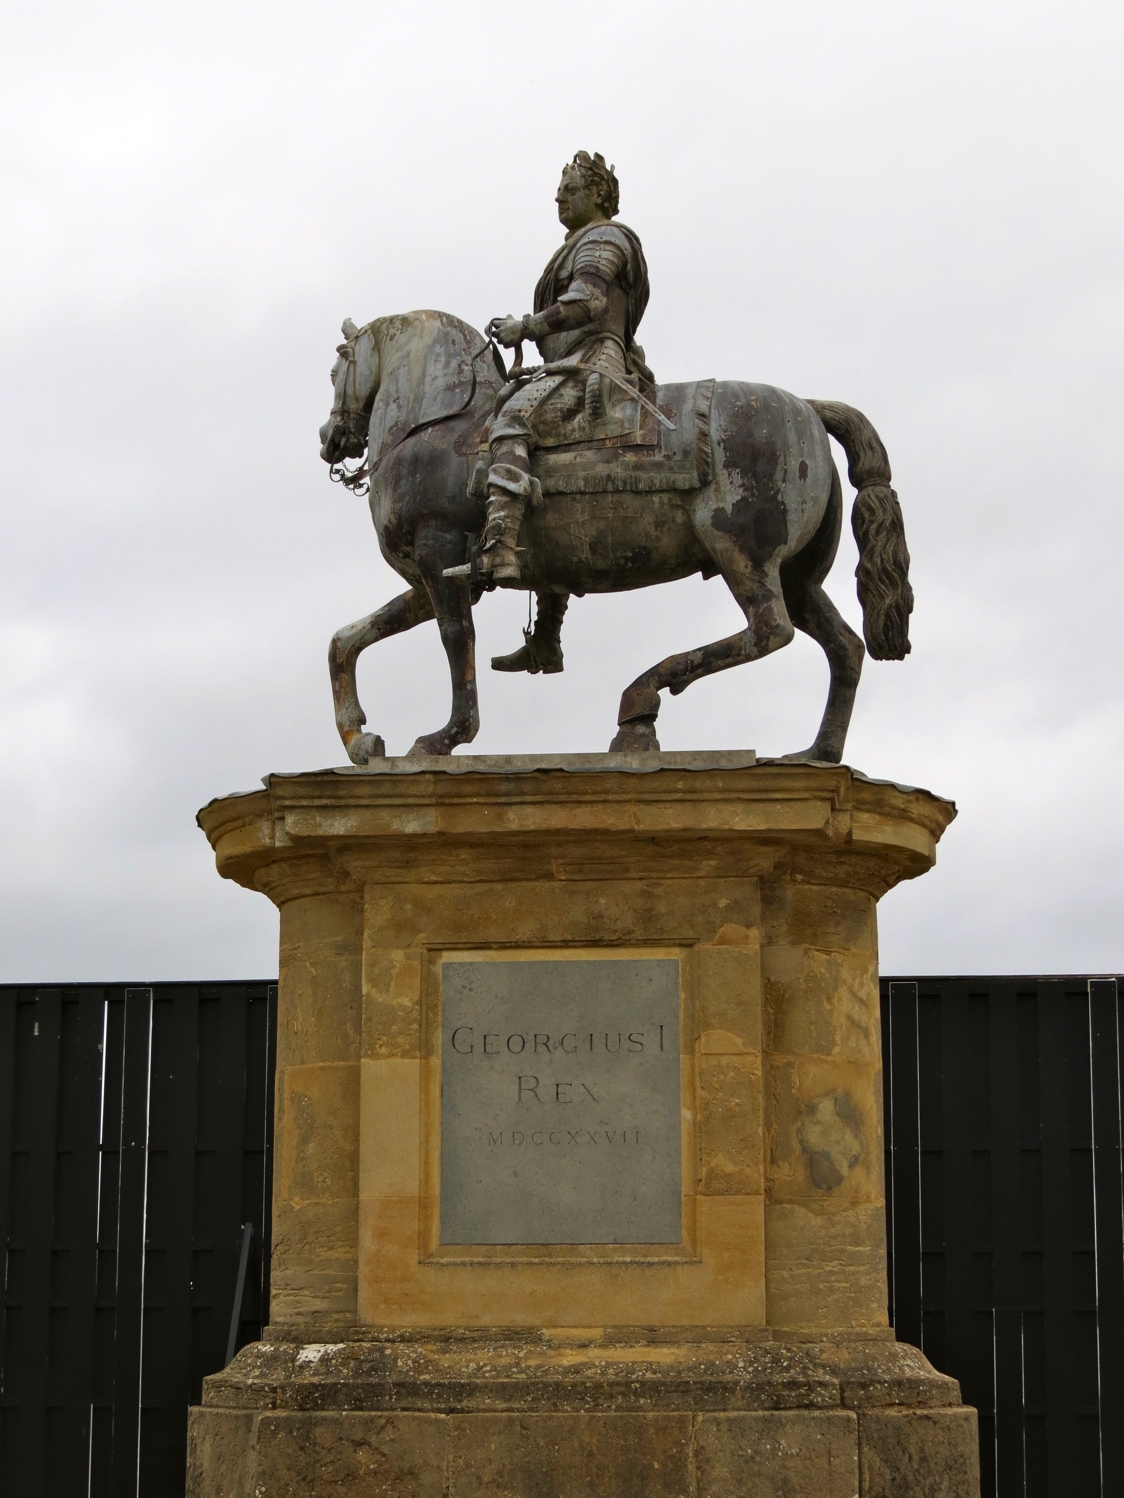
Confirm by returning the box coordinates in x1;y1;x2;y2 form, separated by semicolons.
318;151;913;761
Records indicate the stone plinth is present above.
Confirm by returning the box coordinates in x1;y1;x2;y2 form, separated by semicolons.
188;754;977;1497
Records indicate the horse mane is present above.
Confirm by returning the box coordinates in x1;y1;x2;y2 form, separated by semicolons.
366;310;501;472
372;310;494;365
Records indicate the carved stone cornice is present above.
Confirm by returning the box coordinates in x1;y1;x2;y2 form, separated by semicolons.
196;757;955;904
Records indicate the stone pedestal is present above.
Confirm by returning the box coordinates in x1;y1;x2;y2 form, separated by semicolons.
188;754;977;1497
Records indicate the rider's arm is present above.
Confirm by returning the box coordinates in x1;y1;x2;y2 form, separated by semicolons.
522;238;626;341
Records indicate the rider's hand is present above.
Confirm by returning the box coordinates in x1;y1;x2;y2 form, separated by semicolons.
488;315;525;349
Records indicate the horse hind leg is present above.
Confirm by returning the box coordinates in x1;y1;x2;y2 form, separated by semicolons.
330;586;434;764
778;467;865;763
610;566;794;752
781;578;864;763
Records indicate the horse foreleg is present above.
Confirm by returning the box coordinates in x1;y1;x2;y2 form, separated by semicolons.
782;580;864;763
609;568;794;753
330;587;434;763
407;550;480;757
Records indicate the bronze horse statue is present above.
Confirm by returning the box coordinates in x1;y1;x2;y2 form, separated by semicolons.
318;309;912;760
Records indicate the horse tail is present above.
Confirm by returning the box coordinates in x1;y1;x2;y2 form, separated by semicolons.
809;399;913;660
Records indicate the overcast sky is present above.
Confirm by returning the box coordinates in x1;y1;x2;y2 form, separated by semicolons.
1;0;1121;981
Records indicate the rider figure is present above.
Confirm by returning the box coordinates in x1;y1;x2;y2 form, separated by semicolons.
481;152;652;586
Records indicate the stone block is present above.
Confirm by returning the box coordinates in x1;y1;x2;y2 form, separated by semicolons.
695;1410;859;1498
760;883;877;953
253;1411;446;1497
364;877;758;954
362;943;423;1057
697;1052;763;1195
697;939;762;1054
278;1062;360;1202
859;1407;980;1497
765;1202;889;1329
269;1198;359;1326
360;1058;421;1200
766;1057;881;1205
447;1412;693;1498
277;892;363;1065
185;1408;255;1498
359;1193;765;1329
763;945;880;1063
836;1340;960;1409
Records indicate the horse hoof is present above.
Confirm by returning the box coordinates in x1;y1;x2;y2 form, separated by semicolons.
777;746;839;764
347;732;385;765
406;735;453;757
609;718;660;753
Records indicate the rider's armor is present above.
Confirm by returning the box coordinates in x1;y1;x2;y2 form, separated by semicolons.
479;203;652;584
531;222;646;364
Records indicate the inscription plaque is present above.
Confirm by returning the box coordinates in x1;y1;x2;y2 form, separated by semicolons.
440;958;681;1245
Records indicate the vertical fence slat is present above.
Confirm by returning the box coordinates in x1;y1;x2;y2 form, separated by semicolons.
11;990;64;1496
232;987;276;1349
190;990;251;1396
881;985;895;1328
109;989;152;1498
50;990;109;1498
1090;978;1124;1495
259;986;278;1337
0;988;22;1492
91;994;127;1497
938;984;977;1412
888;981;922;1346
1042;980;1102;1491
918;986;945;1362
140;986;201;1498
969;984;998;1498
0;990;17;1491
989;985;1026;1498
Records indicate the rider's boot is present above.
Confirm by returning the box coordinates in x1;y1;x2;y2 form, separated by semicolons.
491;590;569;674
477;461;530;585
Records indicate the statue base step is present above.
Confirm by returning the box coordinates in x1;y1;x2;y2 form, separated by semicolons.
188;1329;979;1497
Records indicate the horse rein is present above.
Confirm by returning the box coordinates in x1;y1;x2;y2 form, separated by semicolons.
328;328;373;495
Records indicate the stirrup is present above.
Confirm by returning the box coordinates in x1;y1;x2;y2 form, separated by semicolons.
442;530;482;581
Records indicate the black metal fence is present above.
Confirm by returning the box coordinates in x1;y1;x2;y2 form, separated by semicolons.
882;976;1124;1498
0;984;275;1498
2;977;1122;1498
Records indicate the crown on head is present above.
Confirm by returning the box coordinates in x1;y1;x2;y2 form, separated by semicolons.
566;151;620;217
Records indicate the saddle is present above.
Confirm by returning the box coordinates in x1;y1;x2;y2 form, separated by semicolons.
459;378;715;496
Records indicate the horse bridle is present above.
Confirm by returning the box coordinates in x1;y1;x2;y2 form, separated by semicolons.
328;329;373;495
328;326;505;498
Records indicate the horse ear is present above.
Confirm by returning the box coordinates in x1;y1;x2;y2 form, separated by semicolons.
341;317;359;339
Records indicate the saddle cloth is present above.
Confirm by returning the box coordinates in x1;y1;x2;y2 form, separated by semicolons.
462;379;715;496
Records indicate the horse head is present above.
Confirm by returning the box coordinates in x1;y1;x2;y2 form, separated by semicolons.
319;317;380;469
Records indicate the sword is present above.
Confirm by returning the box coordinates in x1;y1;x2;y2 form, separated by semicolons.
592;365;675;431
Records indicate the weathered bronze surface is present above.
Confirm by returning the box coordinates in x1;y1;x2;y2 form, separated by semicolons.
318;155;913;762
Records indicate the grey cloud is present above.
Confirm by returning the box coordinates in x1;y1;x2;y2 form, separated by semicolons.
0;0;1121;979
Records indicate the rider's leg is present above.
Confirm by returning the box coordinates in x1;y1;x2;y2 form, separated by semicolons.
491;590;570;674
477;373;572;584
479;435;531;584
